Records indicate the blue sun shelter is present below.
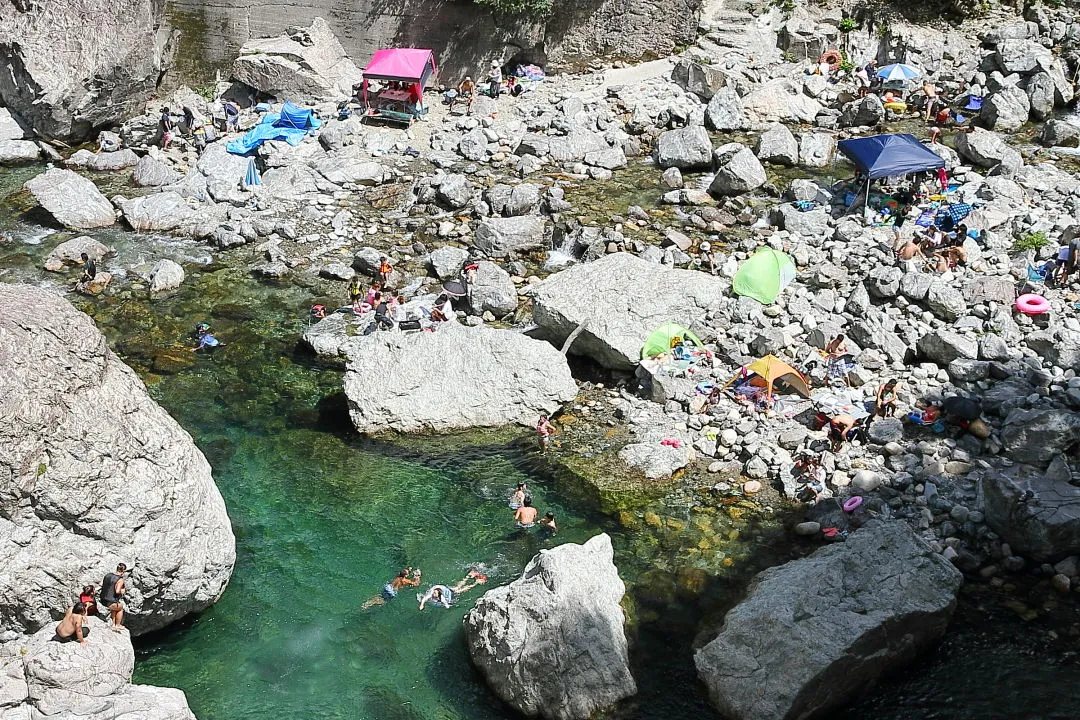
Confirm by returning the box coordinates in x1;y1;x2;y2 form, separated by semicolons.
837;133;945;207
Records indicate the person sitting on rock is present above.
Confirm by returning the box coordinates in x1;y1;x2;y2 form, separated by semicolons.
79;584;98;617
362;567;421;609
455;77;476;114
417;571;487;610
875;379;900;418
54;601;90;644
378;256;393;284
100;563;128;630
428;294;453;325
79;253;97;284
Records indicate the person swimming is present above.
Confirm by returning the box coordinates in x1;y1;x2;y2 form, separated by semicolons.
514;496;538;528
193;322;223;352
508;482;527;509
361;567;421;609
538;512;557;536
417;571;487;610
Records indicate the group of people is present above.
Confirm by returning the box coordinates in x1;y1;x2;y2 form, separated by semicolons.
53;563;130;645
159;100;240;152
360;567;488;611
508;481;557;535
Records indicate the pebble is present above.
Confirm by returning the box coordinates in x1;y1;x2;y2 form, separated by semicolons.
743;480;762;494
1051;574;1072;593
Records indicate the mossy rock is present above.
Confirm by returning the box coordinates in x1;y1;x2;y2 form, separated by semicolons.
152;348;197;374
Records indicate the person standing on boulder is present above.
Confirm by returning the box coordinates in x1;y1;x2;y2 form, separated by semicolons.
223;100;240;133
100;563;128;631
536;416;556;449
159;107;174;150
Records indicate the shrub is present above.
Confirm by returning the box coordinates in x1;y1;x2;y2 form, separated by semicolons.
839;17;857;32
474;0;553;15
1013;231;1049;254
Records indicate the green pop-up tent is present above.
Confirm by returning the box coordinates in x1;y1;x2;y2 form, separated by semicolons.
732;248;796;304
641;323;703;359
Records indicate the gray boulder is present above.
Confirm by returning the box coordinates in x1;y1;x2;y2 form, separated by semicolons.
24;169;115;229
1025;71;1056;121
133;155;181;187
839;94;885;127
343;324;577;433
43;236;113;272
313;156;388;186
672;59;727;100
0;107;26;141
1039;119;1080;148
428;245;469;280
981;84;1031;132
436;173;472;209
656;126;713;171
583;146;627;170
798;132;837;168
531;252;725;370
2;617;196;719
695;521;961;720
195;144;252;204
867;417;904;444
705;86;748;131
459;127;490;161
955;129;1023;170
548;130;608;164
925;281;966;321
503;183;542;217
0;285;235;635
0;139;39;165
467;261;518;317
230;18;363;101
148;259;185;293
994;39;1051;75
464;534;636;720
0;0;170;141
708;145;765;197
474;216;547;257
117;192;198;232
755;124;798;166
1025;328;1080;371
866;266;902;298
66;148;140;171
352;246;383;276
981;468;1080;561
771;204;829;237
917;329;978;364
1001;409;1080;467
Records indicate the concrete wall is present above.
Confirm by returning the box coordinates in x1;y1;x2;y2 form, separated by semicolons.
164;0;701;82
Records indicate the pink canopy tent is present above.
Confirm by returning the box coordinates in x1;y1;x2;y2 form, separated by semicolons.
362;48;437;108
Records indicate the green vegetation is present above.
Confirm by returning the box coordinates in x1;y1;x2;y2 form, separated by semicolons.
1013;231;1049;254
194;85;216;102
474;0;553;15
839;17;858;32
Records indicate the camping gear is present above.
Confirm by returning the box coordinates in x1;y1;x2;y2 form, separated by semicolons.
876;63;921;81
964;96;983;111
722;355;811;399
243;157;261;188
732;248;796;305
226;102;320;155
837;134;945;180
946;203;972;223
942;395;981;421
399;319;422;331
361;48;437;125
442;280;467;297
1016;293;1050;315
641;323;704;359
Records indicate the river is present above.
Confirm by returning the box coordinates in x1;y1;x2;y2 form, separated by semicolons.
1;164;1077;719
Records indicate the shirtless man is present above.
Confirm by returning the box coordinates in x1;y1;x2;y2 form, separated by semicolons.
417;571;487;610
362;567;421;609
514;497;538;528
829;413;859;451
54;602;90;644
457;77;476;114
897;239;925;261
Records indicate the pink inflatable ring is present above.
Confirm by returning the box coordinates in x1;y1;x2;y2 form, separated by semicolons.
842;496;863;513
1015;293;1050;316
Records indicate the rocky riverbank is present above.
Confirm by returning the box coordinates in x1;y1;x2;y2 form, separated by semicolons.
2;0;1080;717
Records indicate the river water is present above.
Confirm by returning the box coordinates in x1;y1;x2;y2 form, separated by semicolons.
1;165;1077;719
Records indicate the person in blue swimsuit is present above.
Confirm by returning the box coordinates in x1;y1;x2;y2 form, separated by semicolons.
361;568;421;609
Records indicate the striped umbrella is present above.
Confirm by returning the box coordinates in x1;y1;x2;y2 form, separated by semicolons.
875;63;921;82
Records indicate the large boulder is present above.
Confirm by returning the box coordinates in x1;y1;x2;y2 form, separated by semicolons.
743;78;823;124
980;84;1031;132
0;139;39;165
0;285;236;635
705;85;748;131
24;169;115;229
132;154;181;187
427;245;469;280
66;148;140;172
1039;119;1080;148
195;143;255;204
655;125;713;171
43;236;113;272
0;1;170;141
117;192;198;233
708;144;766;197
464;534;636;720
672;59;727;100
917;329;978;364
955;128;1023;170
980;468;1080;561
1001;409;1080;468
343;324;577;433
148;259;185;293
466;261;518;317
473;216;547;258
0;106;26;140
1025;327;1080;371
695;521;962;720
839;94;885;127
312;156;389;186
798;132;837;168
755;123;799;166
231;18;363;102
2;618;196;719
531;253;724;370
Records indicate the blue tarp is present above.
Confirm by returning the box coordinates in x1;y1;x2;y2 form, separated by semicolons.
226;102;321;155
837;133;945;180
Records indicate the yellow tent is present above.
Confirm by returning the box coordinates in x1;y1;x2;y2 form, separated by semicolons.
721;355;811;398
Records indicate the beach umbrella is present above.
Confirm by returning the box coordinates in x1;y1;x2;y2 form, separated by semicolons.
442;280;467;297
876;63;921;82
243;157;261;188
942;395;981;421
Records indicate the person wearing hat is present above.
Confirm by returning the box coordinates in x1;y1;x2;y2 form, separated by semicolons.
697;241;718;275
487;61;503;98
456;76;476;114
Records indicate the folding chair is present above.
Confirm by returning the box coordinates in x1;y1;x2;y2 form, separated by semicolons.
1018;259;1049;297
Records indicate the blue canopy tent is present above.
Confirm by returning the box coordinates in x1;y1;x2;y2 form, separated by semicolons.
837;133;945;209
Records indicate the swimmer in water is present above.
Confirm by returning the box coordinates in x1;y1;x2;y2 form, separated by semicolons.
508;482;527;509
417;570;487;610
538;512;557;536
362;567;421;609
513;496;538;528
